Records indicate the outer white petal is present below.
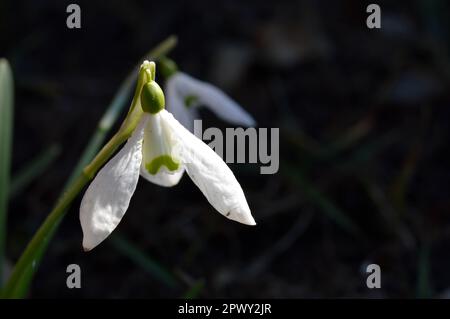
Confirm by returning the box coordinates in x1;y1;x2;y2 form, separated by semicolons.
79;117;146;251
173;72;256;127
140;113;185;187
160;110;255;225
165;77;198;132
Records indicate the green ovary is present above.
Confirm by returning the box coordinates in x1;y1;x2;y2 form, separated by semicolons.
145;155;180;175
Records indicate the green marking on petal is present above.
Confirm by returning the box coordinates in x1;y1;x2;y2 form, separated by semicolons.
184;95;198;109
145;155;180;175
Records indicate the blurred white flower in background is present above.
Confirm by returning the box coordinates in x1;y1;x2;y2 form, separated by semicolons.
161;58;256;132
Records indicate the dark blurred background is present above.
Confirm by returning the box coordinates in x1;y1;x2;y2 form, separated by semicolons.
1;0;450;298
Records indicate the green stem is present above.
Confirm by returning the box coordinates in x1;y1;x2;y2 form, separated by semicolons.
2;131;130;298
3;174;88;297
83;131;130;179
2;36;177;298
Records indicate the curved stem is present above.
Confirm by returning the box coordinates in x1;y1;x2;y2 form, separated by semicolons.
2;174;88;297
2;131;129;298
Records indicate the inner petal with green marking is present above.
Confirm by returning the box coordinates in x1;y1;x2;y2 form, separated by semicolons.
141;113;182;176
145;155;180;175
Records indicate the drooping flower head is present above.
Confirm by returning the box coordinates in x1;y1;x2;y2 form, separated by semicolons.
80;61;255;251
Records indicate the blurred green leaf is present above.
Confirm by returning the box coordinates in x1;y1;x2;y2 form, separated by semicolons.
2;36;178;298
182;280;205;299
416;245;432;298
9;144;61;198
337;130;401;171
328;117;373;155
283;163;360;236
111;235;178;289
390;146;420;215
390;108;428;216
0;59;14;287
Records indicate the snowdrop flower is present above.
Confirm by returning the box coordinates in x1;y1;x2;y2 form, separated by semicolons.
80;61;255;251
160;57;256;132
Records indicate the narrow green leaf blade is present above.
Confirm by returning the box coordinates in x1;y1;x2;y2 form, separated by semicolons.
0;59;14;287
111;235;178;289
283;163;360;236
9;144;61;198
416;245;432;298
182;280;205;299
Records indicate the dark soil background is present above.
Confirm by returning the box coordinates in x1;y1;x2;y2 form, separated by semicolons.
1;0;450;298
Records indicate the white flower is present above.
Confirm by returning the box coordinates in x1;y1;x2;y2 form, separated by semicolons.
166;72;256;132
80;75;255;251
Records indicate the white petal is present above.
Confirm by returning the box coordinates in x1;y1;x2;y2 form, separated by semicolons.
165;77;198;132
160;110;255;225
173;72;256;127
140;113;185;187
79;117;146;251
